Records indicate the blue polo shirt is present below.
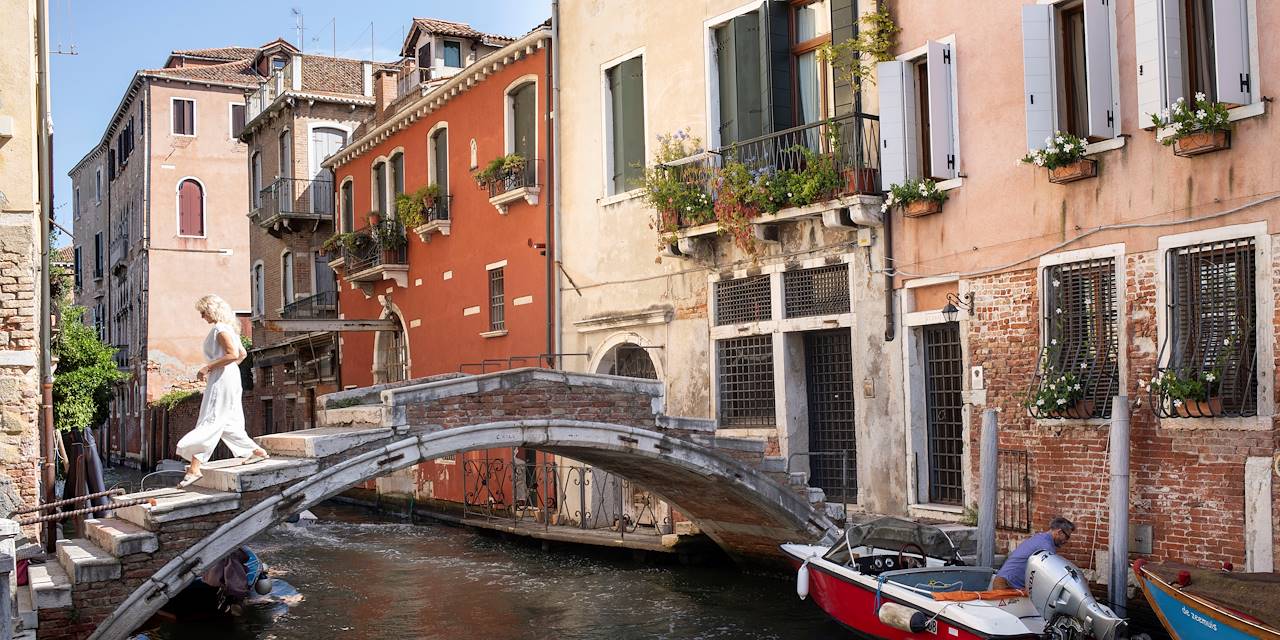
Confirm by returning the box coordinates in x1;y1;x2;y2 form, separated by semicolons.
995;531;1057;589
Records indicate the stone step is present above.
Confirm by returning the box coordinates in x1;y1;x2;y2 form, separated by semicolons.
259;426;393;459
84;518;158;557
760;456;786;474
17;584;37;629
788;471;808;486
111;487;240;530
193;456;319;493
806;487;826;504
55;538;121;584
27;562;71;610
316;405;387;428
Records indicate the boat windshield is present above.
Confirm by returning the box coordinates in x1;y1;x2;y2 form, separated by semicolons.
823;516;972;565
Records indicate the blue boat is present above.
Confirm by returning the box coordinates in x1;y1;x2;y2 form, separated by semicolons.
1134;560;1280;640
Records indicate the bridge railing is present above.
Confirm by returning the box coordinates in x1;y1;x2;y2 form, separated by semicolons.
462;454;672;540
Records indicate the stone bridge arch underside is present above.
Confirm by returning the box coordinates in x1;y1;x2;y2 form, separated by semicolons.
85;370;838;640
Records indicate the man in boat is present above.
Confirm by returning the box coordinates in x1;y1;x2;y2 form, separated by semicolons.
991;516;1075;590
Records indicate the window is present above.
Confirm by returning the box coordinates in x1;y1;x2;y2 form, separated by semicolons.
488;267;505;332
597;343;658;379
73;247;82;287
717;335;775;426
74;188;81;220
262;398;275;435
1155;238;1257;417
605;55;645;195
430;128;449;190
177;178;205;237
172;98;195;136
784;264;850;318
508;81;537;159
251;151;262;209
252;263;265;317
279;129;292;177
272;57;287;71
340;180;354;231
878;41;957;185
94;170;102;203
390;152;404;198
1135;0;1253;122
281;251;295;305
791;1;829;125
715;275;771;325
417;43;432;70
94;233;104;278
1021;1;1116;148
1029;257;1119;419
709;2;794;147
443;40;462;68
230;103;246;138
372;160;388;216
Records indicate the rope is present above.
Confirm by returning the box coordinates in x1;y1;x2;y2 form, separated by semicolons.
17;497;157;525
9;488;125;515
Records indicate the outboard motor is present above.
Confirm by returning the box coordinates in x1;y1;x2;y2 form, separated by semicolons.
1026;550;1127;640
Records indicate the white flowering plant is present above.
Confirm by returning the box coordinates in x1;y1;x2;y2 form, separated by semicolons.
1021;131;1089;170
1027;343;1088;415
1145;335;1237;404
1149;94;1231;145
882;178;947;213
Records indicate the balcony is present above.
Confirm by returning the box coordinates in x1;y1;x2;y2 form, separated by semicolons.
409;194;452;242
658;113;884;254
109;236;129;276
484;159;542;214
395;63;461;100
245;58;299;123
253;177;334;236
339;220;409;294
282;291;337;320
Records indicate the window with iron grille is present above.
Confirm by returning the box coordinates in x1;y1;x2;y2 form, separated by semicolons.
717;335;775;426
715;275;771;325
1152;238;1257;418
1028;257;1119;419
488;267;505;332
784;263;850;318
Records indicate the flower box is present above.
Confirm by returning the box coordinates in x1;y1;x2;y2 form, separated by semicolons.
1172;396;1223;418
1047;158;1097;184
843;168;880;195
902;199;943;218
1173;130;1231;157
1051;399;1095;420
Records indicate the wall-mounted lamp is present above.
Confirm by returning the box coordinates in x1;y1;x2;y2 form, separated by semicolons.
941;292;974;323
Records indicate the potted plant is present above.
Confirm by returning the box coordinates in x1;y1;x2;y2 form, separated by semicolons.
884;178;947;218
475;154;527;188
1027;346;1093;419
1147;368;1223;417
396;184;441;230
1022;131;1095;183
367;211;383;226
641;130;713;246
817;6;899;93
1150;93;1232;157
321;232;351;260
826;121;878;195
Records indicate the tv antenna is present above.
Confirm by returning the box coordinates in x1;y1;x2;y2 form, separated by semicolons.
291;8;304;51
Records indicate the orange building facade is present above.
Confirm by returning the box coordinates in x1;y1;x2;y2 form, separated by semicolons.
327;26;552;505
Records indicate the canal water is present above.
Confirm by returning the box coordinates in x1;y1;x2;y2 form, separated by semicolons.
133;503;847;640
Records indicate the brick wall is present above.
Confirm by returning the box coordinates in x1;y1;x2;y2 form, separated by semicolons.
150;392;256;462
966;246;1279;570
0;215;42;531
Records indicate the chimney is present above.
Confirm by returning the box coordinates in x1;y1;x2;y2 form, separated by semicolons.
373;68;399;121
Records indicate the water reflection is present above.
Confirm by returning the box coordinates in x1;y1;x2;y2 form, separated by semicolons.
134;504;845;639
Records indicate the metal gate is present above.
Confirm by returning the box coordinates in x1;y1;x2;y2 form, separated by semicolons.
804;330;856;502
923;323;964;505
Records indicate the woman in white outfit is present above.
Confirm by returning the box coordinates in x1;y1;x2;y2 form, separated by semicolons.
176;295;269;488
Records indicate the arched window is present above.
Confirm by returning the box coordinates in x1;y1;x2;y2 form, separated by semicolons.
250;151;262;209
374;312;408;384
340;179;354;232
429;127;448;190
372;160;388;217
281;250;295;305
596;343;658;379
177;178;204;237
506;81;537;159
252;262;265;317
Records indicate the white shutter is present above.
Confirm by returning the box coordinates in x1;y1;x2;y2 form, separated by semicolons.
876;61;914;189
926;41;956;180
1083;0;1115;139
1134;0;1163;127
1161;0;1185;107
1021;4;1056;151
1212;0;1251;105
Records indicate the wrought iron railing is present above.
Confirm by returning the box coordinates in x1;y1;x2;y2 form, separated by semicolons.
997;449;1032;533
342;220;407;274
658;113;882;229
258;177;334;221
484;159;542;199
281;291;337;320
462;453;672;539
245;60;297;122
407;194;451;226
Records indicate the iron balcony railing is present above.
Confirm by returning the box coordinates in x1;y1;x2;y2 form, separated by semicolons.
658;113;881;229
406;194;451;226
245;59;298;122
484;159;542;199
343;220;408;274
257;177;334;224
281;291;337;320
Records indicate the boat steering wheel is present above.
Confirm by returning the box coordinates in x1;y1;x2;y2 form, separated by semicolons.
899;542;926;569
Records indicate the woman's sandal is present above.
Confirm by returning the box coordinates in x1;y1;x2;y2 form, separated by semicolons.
240;451;270;466
177;471;203;489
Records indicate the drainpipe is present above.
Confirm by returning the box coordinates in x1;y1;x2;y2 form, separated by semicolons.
544;25;556;363
883;208;894;342
550;5;563;368
1108;395;1130;617
35;0;56;552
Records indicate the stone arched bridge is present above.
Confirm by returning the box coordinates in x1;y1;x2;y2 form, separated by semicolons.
24;369;839;640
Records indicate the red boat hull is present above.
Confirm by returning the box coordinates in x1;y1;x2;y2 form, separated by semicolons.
791;559;1036;640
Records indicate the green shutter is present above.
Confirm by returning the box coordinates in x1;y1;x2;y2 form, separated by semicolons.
608;65;626;192
716;13;764;146
715;23;739;145
512;83;536;160
620;57;646;192
433;130;449;190
761;0;794;132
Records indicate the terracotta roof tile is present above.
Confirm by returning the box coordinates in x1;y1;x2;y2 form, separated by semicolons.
298;55;366;95
410;18;515;44
144;59;261;87
169;46;259;61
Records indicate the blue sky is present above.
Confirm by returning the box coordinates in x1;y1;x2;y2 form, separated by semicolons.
49;0;550;244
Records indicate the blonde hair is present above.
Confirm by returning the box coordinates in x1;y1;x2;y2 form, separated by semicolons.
195;294;237;328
